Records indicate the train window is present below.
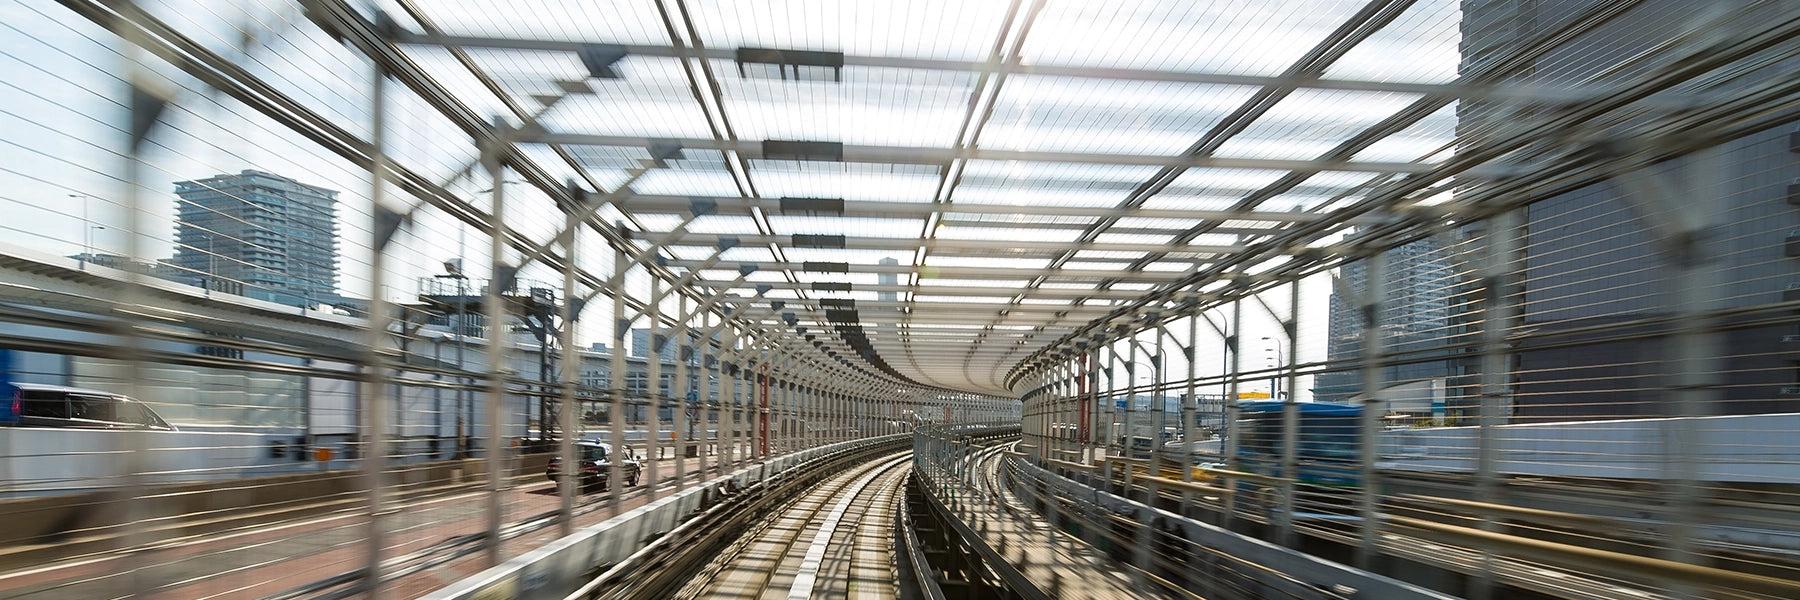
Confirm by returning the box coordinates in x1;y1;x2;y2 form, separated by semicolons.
19;392;67;419
111;401;164;428
68;395;116;422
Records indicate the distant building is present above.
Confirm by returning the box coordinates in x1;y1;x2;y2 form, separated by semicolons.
169;170;339;307
1316;237;1457;405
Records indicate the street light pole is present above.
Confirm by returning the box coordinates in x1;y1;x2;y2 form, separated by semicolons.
436;257;470;458
1263;336;1285;399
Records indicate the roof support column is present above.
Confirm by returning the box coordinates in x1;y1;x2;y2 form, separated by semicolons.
556;185;585;538
1222;298;1244;529
359;63;393;597
719;326;740;470
1180;308;1201;510
1470;208;1522;600
481;120;514;566
672;295;692;490
1355;250;1388;570
607;243;630;516
643;275;664;496
1249;282;1301;547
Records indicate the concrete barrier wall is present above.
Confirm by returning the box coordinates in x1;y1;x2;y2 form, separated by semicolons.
0;448;548;556
0;429;303;495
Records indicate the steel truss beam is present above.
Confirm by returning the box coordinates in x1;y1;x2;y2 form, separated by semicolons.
514;133;1499;175
659;260;1195;283
616;194;1337;223
393;32;1622;103
634;232;1243;255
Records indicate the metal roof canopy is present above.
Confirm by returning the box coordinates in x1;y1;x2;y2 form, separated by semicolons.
373;0;1563;395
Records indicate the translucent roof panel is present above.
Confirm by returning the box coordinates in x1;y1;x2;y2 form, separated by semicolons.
359;0;1491;395
683;0;1016;62
630;166;744;197
1323;0;1462;84
923;256;1053;270
954;161;1161;208
952;187;1125;208
936;224;1086;244
676;215;766;236
719;246;778;263
1112;217;1203;230
1212;89;1427;161
959;160;1161;184
781;248;912;264
750;161;942;203
767;216;924;238
981;76;1261;155
536;58;717;139
380;0;672;45
562;145;655;191
1163;168;1290;197
914;295;1013;304
794;270;881;284
941;213;1096;227
1352;102;1458;162
400;46;517;130
1094;232;1175;245
1020;0;1376;75
917;279;1034;288
1138;195;1243;212
717;63;974;147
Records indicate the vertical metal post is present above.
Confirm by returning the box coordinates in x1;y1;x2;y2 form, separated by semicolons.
1664;150;1725;578
697;312;714;472
770;360;782;455
1094;338;1108;459
1138;335;1162;573
1124;339;1138;465
1277;282;1300;547
1183;310;1199;502
673;296;690;488
645;278;662;490
1222;299;1243;527
809;374;820;448
1085;346;1099;469
111;25;170;595
1473;208;1522;600
1356;250;1387;569
755;341;768;459
1149;334;1167;482
556;192;581;538
481;120;511;567
607;250;628;516
359;65;393;598
720;328;738;468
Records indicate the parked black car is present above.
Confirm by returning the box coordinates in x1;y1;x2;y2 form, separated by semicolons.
545;440;641;490
2;383;175;430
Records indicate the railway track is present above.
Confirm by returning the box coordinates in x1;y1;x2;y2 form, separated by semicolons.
675;452;910;600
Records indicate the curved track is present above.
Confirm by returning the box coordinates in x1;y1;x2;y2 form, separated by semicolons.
675;452;911;600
